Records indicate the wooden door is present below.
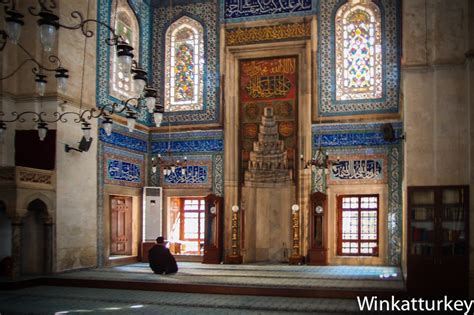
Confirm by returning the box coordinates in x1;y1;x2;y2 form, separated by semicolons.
110;196;132;255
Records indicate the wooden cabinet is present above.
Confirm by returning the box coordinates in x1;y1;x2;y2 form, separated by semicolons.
407;186;469;298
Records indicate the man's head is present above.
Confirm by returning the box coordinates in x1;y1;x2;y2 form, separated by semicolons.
156;236;165;245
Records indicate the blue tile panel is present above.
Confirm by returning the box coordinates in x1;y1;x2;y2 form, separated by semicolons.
151;130;224;141
96;0;153;126
312;122;403;147
99;128;148;153
318;0;401;116
149;132;223;194
151;139;224;154
164;165;209;185
106;159;142;183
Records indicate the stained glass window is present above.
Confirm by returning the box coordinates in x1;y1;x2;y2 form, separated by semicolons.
110;1;139;100
335;0;382;101
165;17;204;112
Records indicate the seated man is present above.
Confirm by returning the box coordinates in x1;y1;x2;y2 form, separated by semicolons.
148;236;178;274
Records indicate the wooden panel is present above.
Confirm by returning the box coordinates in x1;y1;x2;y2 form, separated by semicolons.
110;196;132;255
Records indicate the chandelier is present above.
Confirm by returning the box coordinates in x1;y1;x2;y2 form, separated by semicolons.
152;153;188;178
0;0;164;142
151;123;188;178
300;132;330;173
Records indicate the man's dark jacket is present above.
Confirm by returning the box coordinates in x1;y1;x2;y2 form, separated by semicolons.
148;244;178;274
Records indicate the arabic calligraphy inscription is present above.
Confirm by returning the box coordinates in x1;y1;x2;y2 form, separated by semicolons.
327;154;387;185
106;157;143;187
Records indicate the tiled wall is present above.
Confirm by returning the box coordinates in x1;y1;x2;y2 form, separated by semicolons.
318;0;401;117
312;122;403;265
150;130;224;196
96;0;153;126
151;0;220;126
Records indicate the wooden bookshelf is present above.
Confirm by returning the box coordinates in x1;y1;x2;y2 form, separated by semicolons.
407;186;469;298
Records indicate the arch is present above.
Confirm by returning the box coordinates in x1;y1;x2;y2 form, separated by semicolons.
21;198;52;275
334;0;382;101
164;16;205;112
22;193;54;221
27;198;48;213
109;0;140;100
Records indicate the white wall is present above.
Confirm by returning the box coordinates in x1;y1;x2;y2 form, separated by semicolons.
55;103;98;271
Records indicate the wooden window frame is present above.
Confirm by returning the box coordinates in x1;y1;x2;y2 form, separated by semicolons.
179;197;205;243
337;194;379;257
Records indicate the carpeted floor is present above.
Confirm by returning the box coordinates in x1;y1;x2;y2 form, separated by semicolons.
0;285;362;314
52;262;404;291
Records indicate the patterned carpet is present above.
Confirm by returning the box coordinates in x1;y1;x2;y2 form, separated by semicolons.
52;262;404;291
0;264;405;314
0;285;361;314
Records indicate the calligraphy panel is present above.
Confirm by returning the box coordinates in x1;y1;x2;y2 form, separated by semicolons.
162;159;212;189
104;153;144;187
239;56;298;177
225;23;311;46
224;0;314;20
327;154;387;185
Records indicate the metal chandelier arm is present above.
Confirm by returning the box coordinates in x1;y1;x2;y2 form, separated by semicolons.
58;11;122;46
0;109;83;124
1;0;16;10
0;58;32;80
0;37;65;79
0;111;48;123
28;0;56;15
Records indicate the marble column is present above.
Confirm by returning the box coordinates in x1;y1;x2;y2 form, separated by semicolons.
11;216;22;279
44;220;54;274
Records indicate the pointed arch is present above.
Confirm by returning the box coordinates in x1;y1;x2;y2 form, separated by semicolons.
335;0;382;101
165;16;205;112
22;193;54;222
109;0;140;100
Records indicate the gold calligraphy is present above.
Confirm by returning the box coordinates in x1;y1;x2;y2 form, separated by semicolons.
242;59;296;77
226;22;311;46
245;75;292;99
270;59;296;75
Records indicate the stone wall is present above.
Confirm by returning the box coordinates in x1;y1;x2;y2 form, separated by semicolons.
0;0;99;273
55;104;98;271
402;0;473;291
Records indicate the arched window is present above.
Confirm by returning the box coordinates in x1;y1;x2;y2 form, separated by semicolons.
110;0;139;100
335;0;382;101
165;16;204;112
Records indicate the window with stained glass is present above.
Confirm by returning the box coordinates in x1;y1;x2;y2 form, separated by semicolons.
165;16;204;112
335;0;382;101
338;195;379;256
110;1;139;100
